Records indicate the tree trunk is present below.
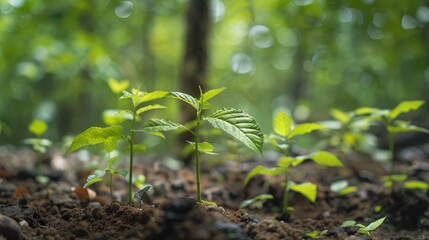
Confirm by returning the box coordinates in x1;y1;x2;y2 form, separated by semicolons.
178;0;211;165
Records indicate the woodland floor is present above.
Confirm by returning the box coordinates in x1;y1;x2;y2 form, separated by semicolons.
0;145;429;240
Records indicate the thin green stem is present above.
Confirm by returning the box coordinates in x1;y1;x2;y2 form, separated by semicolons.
108;152;113;202
388;131;395;175
128;109;137;204
195;109;202;203
37;151;42;177
282;171;289;214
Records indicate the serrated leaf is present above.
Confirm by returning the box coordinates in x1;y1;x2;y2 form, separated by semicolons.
403;180;429;191
288;123;326;139
206;108;264;154
187;141;215;153
107;79;130;94
202;87;226;103
141;91;169;103
388;100;424;120
169;91;199;110
273;112;292;137
244;165;284;185
289;182;317;203
136;104;166;115
239;194;273;208
330;109;350;124
29;119;48;136
140;119;186;132
308;151;343;167
65;125;123;155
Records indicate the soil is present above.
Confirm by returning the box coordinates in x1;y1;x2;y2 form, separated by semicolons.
0;146;428;240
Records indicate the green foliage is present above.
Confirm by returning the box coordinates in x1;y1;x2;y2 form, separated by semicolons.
240;194;273;209
330;180;357;196
355;100;428;175
341;217;386;236
23;119;52;185
66;87;169;203
146;87;263;203
381;174;429;192
246;111;341;213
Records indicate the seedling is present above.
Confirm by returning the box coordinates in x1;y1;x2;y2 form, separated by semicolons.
23;119;52;184
245;112;342;213
321;108;377;153
381;174;429;193
354;100;429;174
329;180;357;196
66;88;169;204
341;216;386;236
239;194;273;209
140;87;264;204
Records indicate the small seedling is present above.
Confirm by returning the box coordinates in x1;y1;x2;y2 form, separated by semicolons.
354;100;429;174
240;194;273;209
23;119;52;184
329;180;357;196
245;111;342;213
321;108;377;153
66;87;169;204
381;174;429;193
341;216;386;236
140;87;264;204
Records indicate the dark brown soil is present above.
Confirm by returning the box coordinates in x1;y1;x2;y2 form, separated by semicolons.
0;146;428;239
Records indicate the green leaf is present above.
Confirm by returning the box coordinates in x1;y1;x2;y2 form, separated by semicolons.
381;174;407;183
187;141;215;154
354;107;381;115
206;108;264;154
141;91;169;102
403;180;429;191
107;78;130;94
330;180;349;192
277;156;294;168
29;119;48;136
169;91;199;110
65;125;123;155
330;108;350;124
308;151;343;167
133;144;147;152
244;165;284;185
140;119;186;132
288;123;326;139
202;87;226;103
388;100;424;120
84;177;104;188
136;104;166;115
145;131;166;139
102;110;131;125
388;124;429;134
273;111;292;137
338;186;357;196
289;182;317;203
239;194;273;208
114;169;128;177
104;137;117;153
341;220;357;227
109;156;119;164
358;217;386;235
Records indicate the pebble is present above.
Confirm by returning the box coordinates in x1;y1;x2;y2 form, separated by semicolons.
0;213;22;240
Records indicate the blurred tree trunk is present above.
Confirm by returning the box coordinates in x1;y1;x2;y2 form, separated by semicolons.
142;0;156;89
178;0;211;165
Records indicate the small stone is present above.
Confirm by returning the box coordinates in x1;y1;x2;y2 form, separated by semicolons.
19;220;29;227
0;213;22;240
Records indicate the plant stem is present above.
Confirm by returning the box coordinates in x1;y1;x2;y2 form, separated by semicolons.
128;110;137;204
195;108;202;203
37;151;42;177
108;152;113;202
282;172;289;214
388;131;395;175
